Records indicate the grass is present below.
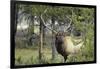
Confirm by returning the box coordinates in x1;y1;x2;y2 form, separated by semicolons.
15;34;94;65
15;47;63;65
15;48;38;65
15;45;94;65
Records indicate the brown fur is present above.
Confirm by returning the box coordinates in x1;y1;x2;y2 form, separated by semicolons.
55;32;68;62
55;32;83;62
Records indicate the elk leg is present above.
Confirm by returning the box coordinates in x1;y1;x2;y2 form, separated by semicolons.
64;56;68;63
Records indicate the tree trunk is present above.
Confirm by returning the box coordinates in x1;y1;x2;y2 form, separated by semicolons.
51;17;57;60
14;4;18;35
43;26;45;46
39;17;44;63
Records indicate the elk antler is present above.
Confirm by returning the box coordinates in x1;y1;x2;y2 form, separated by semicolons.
64;8;74;32
64;15;72;32
40;8;57;34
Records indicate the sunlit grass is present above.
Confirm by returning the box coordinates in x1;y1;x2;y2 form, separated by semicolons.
15;45;94;65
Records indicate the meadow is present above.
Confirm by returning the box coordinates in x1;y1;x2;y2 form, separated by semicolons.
15;44;94;65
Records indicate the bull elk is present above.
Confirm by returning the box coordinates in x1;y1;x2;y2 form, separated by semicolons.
40;9;84;62
55;32;84;62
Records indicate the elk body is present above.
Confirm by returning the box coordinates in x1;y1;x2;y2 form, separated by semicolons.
40;9;84;62
55;32;84;62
